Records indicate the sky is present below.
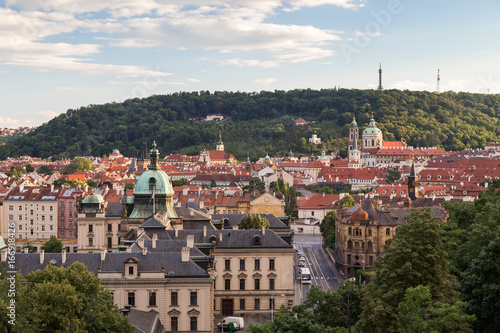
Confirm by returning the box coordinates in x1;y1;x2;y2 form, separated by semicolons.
1;0;500;128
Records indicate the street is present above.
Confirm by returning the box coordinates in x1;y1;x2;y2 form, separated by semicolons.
294;234;344;305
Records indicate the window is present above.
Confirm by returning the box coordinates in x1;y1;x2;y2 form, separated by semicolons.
69;220;73;227
254;279;260;290
127;292;135;306
8;205;13;211
149;292;157;306
190;317;197;331
61;211;65;217
225;259;230;270
386;228;390;236
69;231;72;237
30;219;34;226
368;241;373;251
8;215;13;221
60;230;64;237
88;237;93;247
270;298;275;310
240;298;245;310
240;279;245;290
347;240;353;249
171;317;178;331
368;229;372;236
69;202;72;208
89;224;93;233
348;227;352;235
18;215;22;221
311;211;314;216
49;225;53;231
41;225;45;231
269;259;275;270
128;266;134;275
254;298;260;310
19;225;22;231
30;229;34;235
171;291;178;306
347;254;351;264
18;206;22;211
369;256;374;266
190;291;197;306
254;259;260;270
30;210;33;216
69;211;73;217
41;215;45;221
355;242;360;249
61;202;64;207
240;259;245;270
50;205;53;211
225;279;231;291
107;224;112;232
49;216;53;221
42;206;45;211
108;237;112;248
269;278;275;290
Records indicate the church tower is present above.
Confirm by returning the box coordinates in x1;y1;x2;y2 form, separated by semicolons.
362;116;383;149
216;130;224;151
408;160;419;200
348;131;361;163
349;115;359;151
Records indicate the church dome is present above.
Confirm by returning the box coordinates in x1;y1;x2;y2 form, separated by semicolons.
350;115;357;128
363;127;382;135
352;206;369;221
82;193;104;204
134;170;174;196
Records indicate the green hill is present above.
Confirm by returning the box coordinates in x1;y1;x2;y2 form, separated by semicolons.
2;89;500;160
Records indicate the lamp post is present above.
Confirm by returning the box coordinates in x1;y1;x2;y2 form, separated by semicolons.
271;293;285;322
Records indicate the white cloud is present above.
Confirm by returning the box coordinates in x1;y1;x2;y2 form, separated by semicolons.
0;116;22;127
390;80;435;91
255;77;277;84
285;0;366;11
107;80;186;86
38;110;60;118
219;58;279;68
188;78;200;82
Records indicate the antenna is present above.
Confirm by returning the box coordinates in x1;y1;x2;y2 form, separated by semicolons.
437;69;440;93
377;63;383;90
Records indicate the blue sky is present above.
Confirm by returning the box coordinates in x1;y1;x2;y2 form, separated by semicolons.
1;0;499;128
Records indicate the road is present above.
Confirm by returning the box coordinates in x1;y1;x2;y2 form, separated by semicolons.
293;234;344;305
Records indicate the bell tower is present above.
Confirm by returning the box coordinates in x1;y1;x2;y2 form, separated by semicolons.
408;160;419;200
349;115;359;151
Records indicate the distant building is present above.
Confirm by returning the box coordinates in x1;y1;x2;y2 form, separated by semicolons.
295;118;307;126
309;131;321;145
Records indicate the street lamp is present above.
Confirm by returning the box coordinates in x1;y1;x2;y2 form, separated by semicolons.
271;293;285;322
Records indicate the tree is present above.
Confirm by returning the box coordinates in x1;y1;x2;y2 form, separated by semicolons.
6;166;26;180
25;163;35;173
37;165;53;175
338;194;356;209
62;157;94;174
8;262;135;333
210;178;217;188
243;178;265;192
273;178;298;217
385;167;402;184
357;209;461;333
40;235;63;253
320;212;336;249
396;285;474;333
22;241;35;253
172;178;188;187
87;179;98;187
238;214;270;230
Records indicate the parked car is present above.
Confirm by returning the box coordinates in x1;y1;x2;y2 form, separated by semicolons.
217;317;245;331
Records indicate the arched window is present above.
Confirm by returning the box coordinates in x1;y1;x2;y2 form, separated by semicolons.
372;139;374;146
347;240;353;249
368;241;373;251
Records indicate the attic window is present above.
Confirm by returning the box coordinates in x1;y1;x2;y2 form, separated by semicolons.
209;235;217;243
253;235;261;245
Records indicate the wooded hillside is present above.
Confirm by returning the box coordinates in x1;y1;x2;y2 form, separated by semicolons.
2;89;499;160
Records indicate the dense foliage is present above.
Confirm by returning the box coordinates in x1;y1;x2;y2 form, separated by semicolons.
0;262;135;333
1;89;499;160
443;179;500;333
40;235;63;253
238;214;270;230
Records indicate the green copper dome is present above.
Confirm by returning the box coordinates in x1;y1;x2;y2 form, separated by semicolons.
82;193;104;204
363;127;382;135
350;115;357;127
134;170;174;195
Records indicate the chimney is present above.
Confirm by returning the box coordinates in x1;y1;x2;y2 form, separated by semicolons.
62;249;67;264
233;226;239;230
142;247;148;256
40;250;45;264
186;235;194;248
200;201;204;209
262;226;266;235
24;247;29;253
1;248;7;262
101;248;106;261
50;184;54;192
183;187;189;195
203;226;207;237
138;238;145;248
175;228;178;238
152;234;158;249
322;192;325;198
219;233;223;242
181;246;190;262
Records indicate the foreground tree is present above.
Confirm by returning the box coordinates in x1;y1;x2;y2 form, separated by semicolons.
357;209;466;333
238;214;270;230
320;212;336;249
385;167;402;184
10;262;135;333
40;235;63;253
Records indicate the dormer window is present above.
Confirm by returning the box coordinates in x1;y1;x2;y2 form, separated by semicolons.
253;235;261;245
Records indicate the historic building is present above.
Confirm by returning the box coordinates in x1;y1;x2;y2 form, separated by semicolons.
334;198;446;278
